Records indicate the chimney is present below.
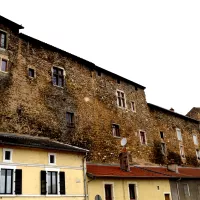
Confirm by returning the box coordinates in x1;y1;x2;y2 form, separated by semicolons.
119;150;130;172
170;108;174;112
167;159;178;173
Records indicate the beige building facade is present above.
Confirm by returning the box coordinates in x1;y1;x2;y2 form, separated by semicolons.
0;132;88;200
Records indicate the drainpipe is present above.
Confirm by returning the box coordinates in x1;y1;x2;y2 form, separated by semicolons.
176;178;181;200
83;153;88;200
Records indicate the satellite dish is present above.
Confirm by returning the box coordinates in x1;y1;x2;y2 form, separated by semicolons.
121;138;127;146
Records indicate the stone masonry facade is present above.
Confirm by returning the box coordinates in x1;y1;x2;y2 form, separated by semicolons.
0;16;200;166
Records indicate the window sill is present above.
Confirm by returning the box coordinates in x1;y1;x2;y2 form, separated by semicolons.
53;84;64;89
0;47;6;51
113;136;121;139
0;70;9;74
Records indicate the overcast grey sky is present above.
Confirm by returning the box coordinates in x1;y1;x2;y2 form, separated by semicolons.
1;0;200;115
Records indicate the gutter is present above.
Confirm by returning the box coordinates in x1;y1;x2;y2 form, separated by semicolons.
83;153;88;200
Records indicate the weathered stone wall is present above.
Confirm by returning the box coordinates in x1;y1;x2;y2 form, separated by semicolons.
186;107;200;121
0;20;199;166
149;105;200;166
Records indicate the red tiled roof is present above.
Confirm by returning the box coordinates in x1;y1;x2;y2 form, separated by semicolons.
87;164;200;179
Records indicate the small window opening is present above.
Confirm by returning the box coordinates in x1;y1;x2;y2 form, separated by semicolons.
66;112;75;127
0;31;6;49
131;102;136;112
157;186;160;190
1;59;8;72
49;153;56;164
135;86;138;91
117;90;126;108
5;151;11;160
160;131;164;139
112;124;120;137
28;68;35;78
117;78;120;84
52;67;64;87
140;131;146;145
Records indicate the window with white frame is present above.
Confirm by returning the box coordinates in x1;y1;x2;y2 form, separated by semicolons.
129;184;137;200
176;128;182;141
193;135;198;145
0;167;22;195
41;170;65;195
116;90;126;108
183;183;190;196
48;153;56;165
3;149;12;162
179;145;185;158
139;131;146;145
196;149;200;160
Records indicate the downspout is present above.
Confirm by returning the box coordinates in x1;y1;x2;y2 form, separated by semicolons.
83;153;88;200
176;178;181;200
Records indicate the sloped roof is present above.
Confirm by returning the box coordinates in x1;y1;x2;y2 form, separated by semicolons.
148;103;199;123
87;164;200;179
0;15;24;29
0;132;88;153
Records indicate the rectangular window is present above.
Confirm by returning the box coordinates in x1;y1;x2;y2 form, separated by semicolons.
183;184;190;196
48;171;57;194
41;171;65;195
176;128;182;141
117;90;126;108
48;153;56;165
1;59;8;72
112;124;120;137
66;112;75;127
0;169;13;194
131;102;136;112
52;67;64;87
129;184;136;200
160;131;164;139
180;145;185;158
0;31;6;49
3;149;12;162
196;149;200;160
28;68;35;78
139;131;146;145
193;135;198;145
105;184;113;200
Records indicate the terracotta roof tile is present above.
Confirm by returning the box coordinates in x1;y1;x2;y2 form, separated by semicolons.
87;164;200;179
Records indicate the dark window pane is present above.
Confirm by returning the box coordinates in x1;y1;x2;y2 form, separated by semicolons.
28;68;35;77
129;184;136;199
5;151;11;160
50;155;55;164
105;185;112;200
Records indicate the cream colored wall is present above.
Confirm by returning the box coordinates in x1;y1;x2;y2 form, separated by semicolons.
1;147;83;166
88;178;171;200
0;146;86;199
